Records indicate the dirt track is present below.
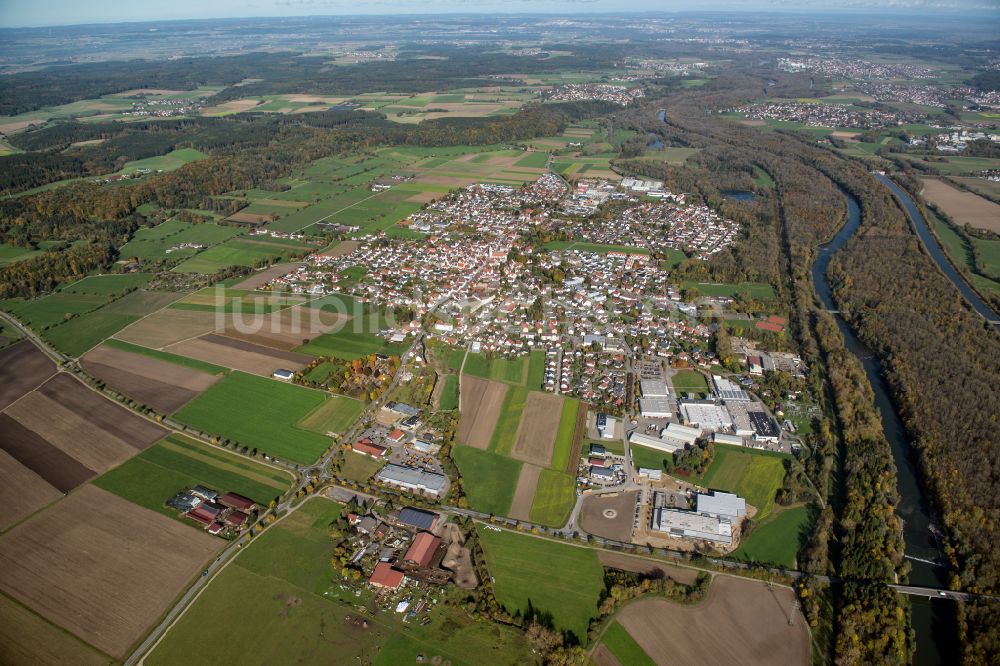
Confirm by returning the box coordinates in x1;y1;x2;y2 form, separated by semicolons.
508;464;542;520
0;485;220;659
510;391;562;466
0;341;55;411
457;375;506;449
81;345;220;413
579;492;637;543
616;576;809;666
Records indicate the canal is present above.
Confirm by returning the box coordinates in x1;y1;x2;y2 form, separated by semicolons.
813;189;959;665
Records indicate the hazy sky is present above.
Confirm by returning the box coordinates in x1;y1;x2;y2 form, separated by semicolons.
2;0;997;27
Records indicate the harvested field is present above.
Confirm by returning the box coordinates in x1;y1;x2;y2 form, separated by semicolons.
413;174;478;187
0;449;61;532
36;374;166;448
81;345;220;413
114;309;218;348
7;393;143;473
221;306;351;351
226;211;272;225
320;240;360;258
406;191;441;204
229;262;303;290
508;464;542;521
921;178;1000;233
0;414;95;492
166;333;309;376
0;593;110;666
579;491;638;543
596;551;700;585
0;341;54;410
202;99;261;115
0;485;220;659
831;131;860;140
510;391;563;466
457;375;507;450
616;576;809;666
738;119;767;126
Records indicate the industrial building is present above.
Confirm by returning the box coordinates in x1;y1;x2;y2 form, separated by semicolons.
376;464;447;496
639;396;673;418
629;431;683;454
696;491;746;520
640;379;671;397
663;422;701;446
749;411;781;443
651;507;733;545
713;375;751;402
712;432;744;446
679;400;733;432
596;412;618;439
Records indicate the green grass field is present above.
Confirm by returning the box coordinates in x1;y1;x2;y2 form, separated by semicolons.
296;394;365;436
526;350;546;389
440;374;459;410
476;527;604;641
42;311;139;357
0;293;108;329
629;443;674;472
733;504;813;568
528;469;576;527
148;498;533;666
681;281;775;300
694;446;789;520
671;369;710;395
173;372;333;465
452;445;522;516
489;386;528;456
61;273;152;296
118;148;207;174
338;451;383;483
92;435;293;523
550;398;580;470
462;354;528;385
601;621;656;666
543;240;651;255
119;221;243;259
295;315;407;361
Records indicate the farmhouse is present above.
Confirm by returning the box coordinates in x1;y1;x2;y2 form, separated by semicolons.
219;492;257;512
369;562;404;590
403;532;443;568
651;507;733;545
376;464;447;496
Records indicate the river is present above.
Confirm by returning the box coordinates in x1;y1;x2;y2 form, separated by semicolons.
813;190;959;665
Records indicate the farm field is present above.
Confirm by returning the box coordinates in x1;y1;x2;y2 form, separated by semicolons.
147;497;534;666
0;594;112;666
460;353;529;385
456;375;507;450
615;576;809;666
439;374;459;410
295;322;407;360
927;210;1000;298
508;463;542;521
452;445;522;516
0;341;55;410
528;469;576;527
509;390;562;466
118;220;243;259
113;308;219;348
338;450;384;483
489;385;528;456
221;306;352;351
93;434;293;523
544;239;652;255
551;398;581;470
0;447;61;533
61;273;153;295
171;237;312;274
476;526;604;641
43;311;141;357
102;338;229;375
1;292;109;329
172;371;334;465
0;485;220;659
165;333;311;377
920;177;1000;233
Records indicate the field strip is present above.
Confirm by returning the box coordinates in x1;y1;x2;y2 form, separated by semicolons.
157;438;292;489
290;191;383;232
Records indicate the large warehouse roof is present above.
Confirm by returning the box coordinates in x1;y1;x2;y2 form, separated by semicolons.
640;379;671;397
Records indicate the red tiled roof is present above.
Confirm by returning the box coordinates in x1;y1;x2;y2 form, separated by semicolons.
186;510;213;526
353;440;387;458
219;492;256;511
369;562;404;589
225;510;249;527
404;532;442;568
